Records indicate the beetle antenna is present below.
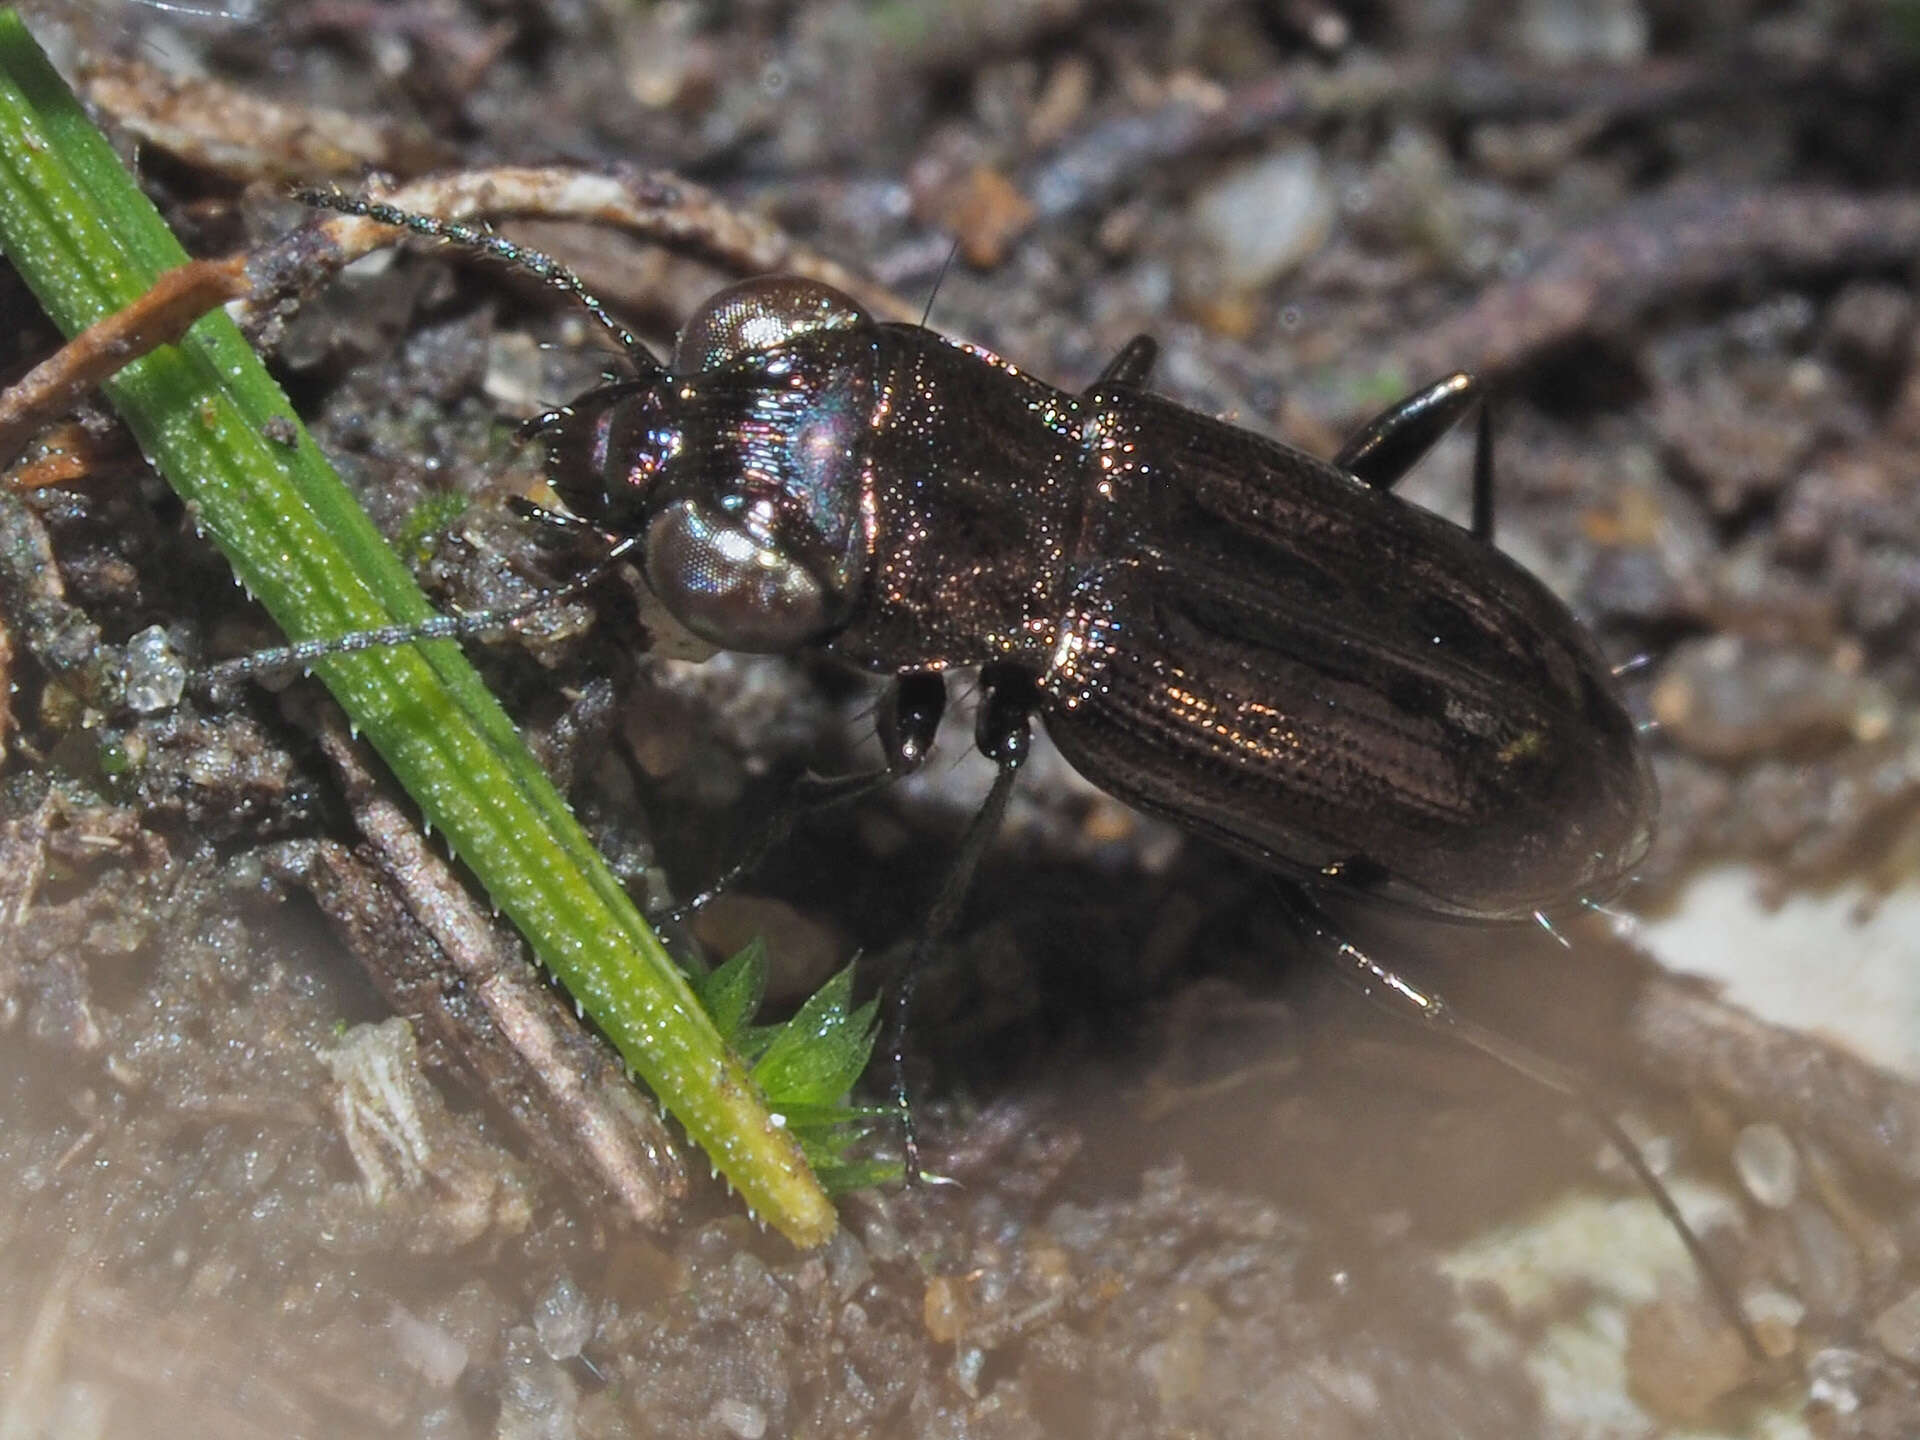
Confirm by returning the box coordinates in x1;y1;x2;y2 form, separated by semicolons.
193;531;640;692
293;187;665;380
919;237;962;329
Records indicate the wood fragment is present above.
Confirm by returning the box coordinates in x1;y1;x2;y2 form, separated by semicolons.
1406;188;1920;381
79;54;446;182
295;705;688;1228
235;165;922;340
0;256;251;467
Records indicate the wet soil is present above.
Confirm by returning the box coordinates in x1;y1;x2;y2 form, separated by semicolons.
4;1;1920;1436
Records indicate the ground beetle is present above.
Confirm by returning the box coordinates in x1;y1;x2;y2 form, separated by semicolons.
532;273;1654;927
227;194;1756;1356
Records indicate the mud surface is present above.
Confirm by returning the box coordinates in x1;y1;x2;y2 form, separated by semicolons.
4;1;1920;1436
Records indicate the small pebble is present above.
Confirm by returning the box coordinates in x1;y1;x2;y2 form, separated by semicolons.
1869;1286;1920;1365
1185;146;1333;298
1519;0;1648;65
951;1345;987;1398
923;1274;968;1344
1823;281;1914;379
481;331;549;413
532;1272;593;1361
1742;1286;1805;1360
497;1326;579;1440
709;1398;767;1440
1731;1123;1800;1209
1790;1202;1863;1320
387;1303;471;1389
824;1226;872;1302
1807;1346;1867;1417
1625;1286;1753;1421
120;624;187;714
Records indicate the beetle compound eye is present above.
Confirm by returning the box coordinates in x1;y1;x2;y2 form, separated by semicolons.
674;276;869;372
643;498;836;652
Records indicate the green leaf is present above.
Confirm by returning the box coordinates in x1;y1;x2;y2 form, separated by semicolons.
394;492;472;564
751;964;879;1110
690;937;770;1044
807;1156;903;1196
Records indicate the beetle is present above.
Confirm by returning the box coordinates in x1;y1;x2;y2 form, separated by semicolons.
217;194;1755;1356
499;251;1763;1345
530;273;1654;928
241;194;1657;932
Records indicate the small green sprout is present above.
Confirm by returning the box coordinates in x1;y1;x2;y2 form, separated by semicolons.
395;492;472;566
694;940;897;1194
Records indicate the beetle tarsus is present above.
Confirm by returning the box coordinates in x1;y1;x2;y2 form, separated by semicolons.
975;663;1039;768
878;670;947;776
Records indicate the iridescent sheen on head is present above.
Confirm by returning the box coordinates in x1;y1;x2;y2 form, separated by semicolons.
673;276;870;374
538;277;879;652
535;277;882;654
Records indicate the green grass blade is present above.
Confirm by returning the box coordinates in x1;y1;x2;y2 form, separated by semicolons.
752;964;880;1108
691;937;772;1044
0;10;836;1247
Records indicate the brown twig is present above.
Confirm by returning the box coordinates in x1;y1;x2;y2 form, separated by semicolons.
0;422;109;492
291;704;688;1228
0;256;252;467
1406;187;1920;382
78;54;448;182
238;166;922;340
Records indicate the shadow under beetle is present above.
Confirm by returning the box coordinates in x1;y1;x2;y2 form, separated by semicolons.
235;193;1758;1359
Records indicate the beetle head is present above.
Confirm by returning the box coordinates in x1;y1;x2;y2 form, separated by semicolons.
542;277;877;654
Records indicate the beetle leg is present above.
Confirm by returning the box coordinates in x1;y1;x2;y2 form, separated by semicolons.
646;673;947;928
504;493;601;539
644;767;892;927
1092;334;1159;390
878;670;947;776
1271;881;1769;1365
1333;372;1479;493
973;662;1039;766
1470;401;1495;544
889;664;1039;1179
